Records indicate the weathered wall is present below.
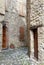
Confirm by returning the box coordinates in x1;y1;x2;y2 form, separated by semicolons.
30;0;44;62
0;0;5;22
0;0;44;63
4;0;27;48
30;0;43;27
0;24;2;50
0;0;5;50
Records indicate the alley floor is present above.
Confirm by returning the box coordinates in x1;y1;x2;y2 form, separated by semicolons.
0;47;30;65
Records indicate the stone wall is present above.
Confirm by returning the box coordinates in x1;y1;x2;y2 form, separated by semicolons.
38;27;44;61
0;0;44;63
0;23;2;50
30;0;44;62
0;0;5;15
4;0;27;48
30;0;43;27
0;0;5;22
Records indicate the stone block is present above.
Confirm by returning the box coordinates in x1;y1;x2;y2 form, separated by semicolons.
10;44;15;49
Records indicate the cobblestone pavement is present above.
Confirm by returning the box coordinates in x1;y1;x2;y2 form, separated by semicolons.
0;47;30;65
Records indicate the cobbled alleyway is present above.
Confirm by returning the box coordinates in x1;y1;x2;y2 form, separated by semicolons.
0;47;30;65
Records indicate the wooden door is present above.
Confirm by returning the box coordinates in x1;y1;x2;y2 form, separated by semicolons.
19;27;24;41
33;29;38;60
2;25;7;49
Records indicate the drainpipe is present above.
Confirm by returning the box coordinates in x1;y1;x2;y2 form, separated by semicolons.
26;0;31;57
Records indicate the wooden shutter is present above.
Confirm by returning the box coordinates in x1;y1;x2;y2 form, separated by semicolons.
19;27;24;41
33;29;38;60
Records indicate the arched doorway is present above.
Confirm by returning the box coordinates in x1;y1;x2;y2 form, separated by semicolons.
2;24;8;49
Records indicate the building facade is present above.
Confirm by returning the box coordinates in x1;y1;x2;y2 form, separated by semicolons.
0;0;44;63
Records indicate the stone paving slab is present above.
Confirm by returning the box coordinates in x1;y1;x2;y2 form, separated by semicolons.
0;47;30;65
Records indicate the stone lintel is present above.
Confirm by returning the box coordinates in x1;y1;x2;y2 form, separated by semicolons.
0;13;5;16
30;24;43;30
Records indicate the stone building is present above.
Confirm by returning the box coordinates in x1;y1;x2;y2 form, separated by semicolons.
0;0;27;49
30;0;44;62
0;0;44;63
27;0;44;63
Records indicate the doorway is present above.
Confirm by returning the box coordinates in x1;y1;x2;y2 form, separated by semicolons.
2;24;8;49
33;28;38;60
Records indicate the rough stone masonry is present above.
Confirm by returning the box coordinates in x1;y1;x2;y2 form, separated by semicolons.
0;0;44;63
30;0;44;62
0;0;27;48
